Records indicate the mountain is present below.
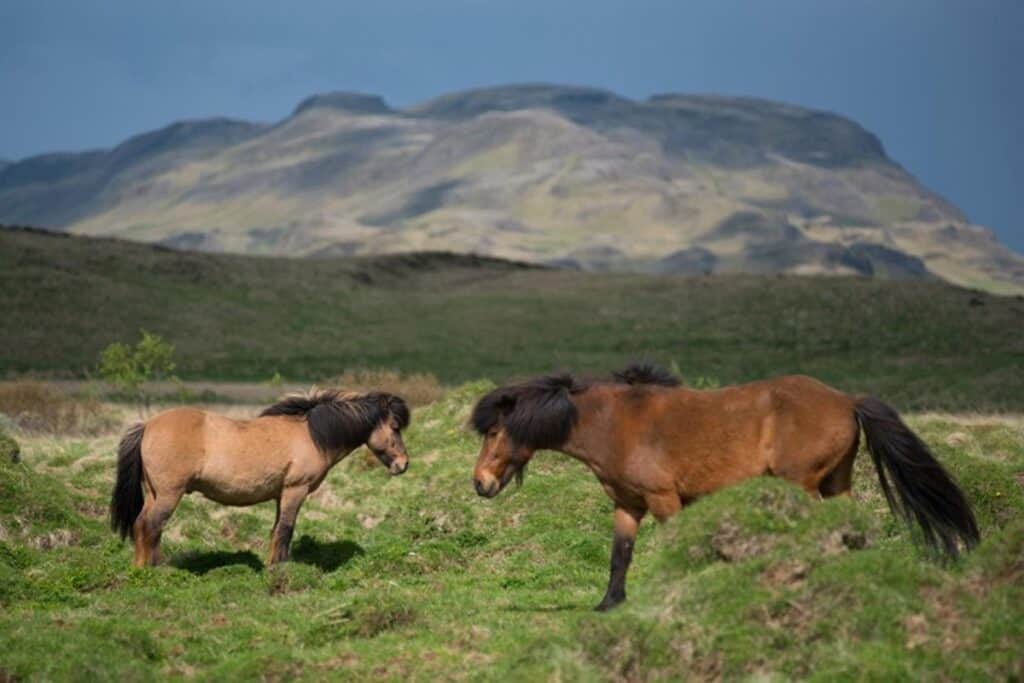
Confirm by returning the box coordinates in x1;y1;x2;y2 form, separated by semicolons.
1;84;1021;292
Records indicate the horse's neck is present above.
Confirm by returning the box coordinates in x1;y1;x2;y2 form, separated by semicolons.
326;444;357;466
559;387;616;473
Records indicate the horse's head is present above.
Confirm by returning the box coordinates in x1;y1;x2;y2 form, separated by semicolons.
470;375;580;498
262;389;412;475
365;393;411;476
471;400;531;498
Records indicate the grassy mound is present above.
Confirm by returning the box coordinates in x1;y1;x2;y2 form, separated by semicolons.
568;477;1023;680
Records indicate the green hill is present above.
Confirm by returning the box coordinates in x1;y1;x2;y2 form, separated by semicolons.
3;226;1023;411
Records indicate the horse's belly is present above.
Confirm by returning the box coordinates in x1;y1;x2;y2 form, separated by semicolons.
189;464;285;506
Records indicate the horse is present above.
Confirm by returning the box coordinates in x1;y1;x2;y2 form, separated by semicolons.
110;389;411;568
470;363;979;611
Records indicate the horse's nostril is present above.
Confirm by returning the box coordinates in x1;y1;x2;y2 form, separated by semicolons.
474;479;485;496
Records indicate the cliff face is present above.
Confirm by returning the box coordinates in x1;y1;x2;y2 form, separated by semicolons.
1;84;1020;292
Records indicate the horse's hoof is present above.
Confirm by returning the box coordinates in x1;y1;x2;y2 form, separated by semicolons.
594;598;624;612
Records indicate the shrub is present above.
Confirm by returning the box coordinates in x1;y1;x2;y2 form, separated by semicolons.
99;330;176;415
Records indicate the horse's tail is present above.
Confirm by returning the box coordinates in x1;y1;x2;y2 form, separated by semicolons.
110;422;146;541
854;397;979;557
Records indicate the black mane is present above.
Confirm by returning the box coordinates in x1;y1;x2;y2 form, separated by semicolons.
611;362;680;387
470;373;583;450
261;389;410;452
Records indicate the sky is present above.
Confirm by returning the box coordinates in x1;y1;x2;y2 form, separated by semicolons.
1;1;1021;251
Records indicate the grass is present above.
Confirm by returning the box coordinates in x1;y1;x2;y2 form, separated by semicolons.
3;228;1024;411
1;386;1022;680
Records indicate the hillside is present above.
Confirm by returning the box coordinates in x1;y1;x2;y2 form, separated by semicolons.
3;227;1023;411
1;84;1021;293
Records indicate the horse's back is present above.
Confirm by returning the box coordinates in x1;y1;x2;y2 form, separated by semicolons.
636;375;858;495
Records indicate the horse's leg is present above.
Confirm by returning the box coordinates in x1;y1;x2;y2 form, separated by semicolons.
268;486;308;565
134;489;183;567
596;506;646;611
819;433;860;498
133;489;155;567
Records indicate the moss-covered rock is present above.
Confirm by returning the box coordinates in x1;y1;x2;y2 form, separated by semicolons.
0;429;20;463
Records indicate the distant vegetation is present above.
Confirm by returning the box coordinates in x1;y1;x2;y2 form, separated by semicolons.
3;227;1023;411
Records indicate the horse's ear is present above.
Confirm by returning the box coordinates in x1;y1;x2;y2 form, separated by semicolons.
387;395;411;429
495;393;517;413
471;389;517;435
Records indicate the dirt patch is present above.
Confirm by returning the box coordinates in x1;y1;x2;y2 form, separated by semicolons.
904;613;929;650
945;431;971;448
820;528;868;557
308;486;355;511
905;586;975;652
30;528;80;550
357;513;383;529
761;560;809;589
711;521;775;562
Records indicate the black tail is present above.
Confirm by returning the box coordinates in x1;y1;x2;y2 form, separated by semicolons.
855;397;979;557
110;422;145;541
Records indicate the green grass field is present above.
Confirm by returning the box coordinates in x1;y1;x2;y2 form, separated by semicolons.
3;227;1024;411
1;388;1022;680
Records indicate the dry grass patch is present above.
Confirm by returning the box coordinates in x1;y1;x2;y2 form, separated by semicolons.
327;368;445;406
0;381;118;436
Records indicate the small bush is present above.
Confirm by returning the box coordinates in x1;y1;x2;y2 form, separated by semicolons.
99;330;177;415
328;368;445;406
0;381;117;436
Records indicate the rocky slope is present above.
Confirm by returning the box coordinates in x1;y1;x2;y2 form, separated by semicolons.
1;84;1021;292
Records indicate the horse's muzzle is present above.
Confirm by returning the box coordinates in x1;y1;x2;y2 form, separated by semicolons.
474;477;499;498
389;459;409;476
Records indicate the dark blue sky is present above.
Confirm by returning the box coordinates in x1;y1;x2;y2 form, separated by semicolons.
1;1;1021;250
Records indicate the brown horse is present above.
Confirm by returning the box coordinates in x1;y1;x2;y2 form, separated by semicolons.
110;390;411;567
471;363;979;610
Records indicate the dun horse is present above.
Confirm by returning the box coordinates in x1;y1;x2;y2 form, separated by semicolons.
471;364;979;610
110;390;411;567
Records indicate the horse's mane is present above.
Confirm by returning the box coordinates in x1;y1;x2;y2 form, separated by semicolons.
261;389;410;452
611;362;681;387
470;363;680;449
470;374;584;450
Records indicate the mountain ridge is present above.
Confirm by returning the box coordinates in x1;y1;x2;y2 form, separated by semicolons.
1;83;1021;292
